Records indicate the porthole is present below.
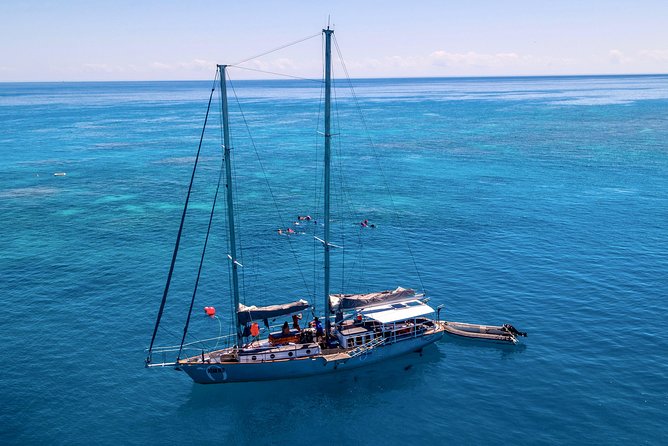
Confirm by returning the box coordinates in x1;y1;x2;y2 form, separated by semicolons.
251;356;257;361
306;349;311;354
270;353;275;359
288;352;293;357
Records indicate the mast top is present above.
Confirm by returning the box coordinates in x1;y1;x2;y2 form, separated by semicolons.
323;17;333;33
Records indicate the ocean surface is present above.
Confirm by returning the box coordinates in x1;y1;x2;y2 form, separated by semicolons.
1;75;667;444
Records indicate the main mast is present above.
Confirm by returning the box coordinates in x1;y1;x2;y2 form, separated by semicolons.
218;64;242;341
323;27;333;339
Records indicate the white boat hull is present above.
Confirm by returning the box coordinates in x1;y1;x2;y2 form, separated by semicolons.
178;330;444;384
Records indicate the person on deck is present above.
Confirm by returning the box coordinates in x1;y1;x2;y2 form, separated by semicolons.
282;321;290;336
314;317;324;341
292;314;302;331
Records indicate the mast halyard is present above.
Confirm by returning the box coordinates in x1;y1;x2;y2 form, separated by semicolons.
323;27;333;339
218;64;242;341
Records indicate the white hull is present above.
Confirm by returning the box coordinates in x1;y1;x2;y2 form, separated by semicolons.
178;329;444;384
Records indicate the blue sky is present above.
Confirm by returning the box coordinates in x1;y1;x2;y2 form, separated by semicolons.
1;0;667;81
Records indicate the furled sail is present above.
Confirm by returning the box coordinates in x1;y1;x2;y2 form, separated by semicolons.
329;287;416;311
237;299;310;325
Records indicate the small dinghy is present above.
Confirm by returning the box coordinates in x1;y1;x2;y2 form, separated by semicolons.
443;321;527;344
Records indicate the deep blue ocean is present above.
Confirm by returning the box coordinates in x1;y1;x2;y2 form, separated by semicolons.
1;75;667;444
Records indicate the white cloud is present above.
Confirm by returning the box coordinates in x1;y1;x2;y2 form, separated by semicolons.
150;62;172;70
429;51;521;68
77;59;218;79
345;50;574;76
274;57;297;70
608;49;631;65
177;59;215;71
148;59;216;72
82;63;119;73
638;49;668;62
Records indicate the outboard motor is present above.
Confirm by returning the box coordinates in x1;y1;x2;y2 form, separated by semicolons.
503;324;527;337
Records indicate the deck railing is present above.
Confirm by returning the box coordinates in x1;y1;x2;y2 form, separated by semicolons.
146;321;315;363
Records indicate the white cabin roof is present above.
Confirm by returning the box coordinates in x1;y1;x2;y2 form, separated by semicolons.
362;299;435;324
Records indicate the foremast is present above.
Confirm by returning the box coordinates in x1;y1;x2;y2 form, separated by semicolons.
323;27;333;339
218;64;242;341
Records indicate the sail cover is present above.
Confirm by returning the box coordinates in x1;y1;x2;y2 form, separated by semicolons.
237;299;310;325
329;287;417;311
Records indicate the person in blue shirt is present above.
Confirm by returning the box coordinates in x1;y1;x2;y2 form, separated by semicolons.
314;317;324;341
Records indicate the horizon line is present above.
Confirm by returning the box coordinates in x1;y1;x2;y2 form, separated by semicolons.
1;72;667;84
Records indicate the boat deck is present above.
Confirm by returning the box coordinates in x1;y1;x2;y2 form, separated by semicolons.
323;352;352;362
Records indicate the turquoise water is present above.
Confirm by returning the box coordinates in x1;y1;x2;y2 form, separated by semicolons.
1;75;667;444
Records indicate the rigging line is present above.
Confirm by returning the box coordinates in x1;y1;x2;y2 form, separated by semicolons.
224;77;250;307
231;32;321;66
217;78;237;344
344;226;366;291
177;139;225;360
221;75;247;305
333;78;359;293
312;35;326;313
333;35;426;294
333;76;363;294
146;71;219;361
158;324;210;352
217;77;234;308
331;75;347;293
230;65;323;83
230;131;247;304
328;65;358;293
227;73;314;301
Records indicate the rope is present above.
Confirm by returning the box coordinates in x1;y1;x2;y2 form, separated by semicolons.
177;127;225;360
231;32;321;66
227;73;314;301
332;75;366;294
311;35;326;314
229;65;323;83
333;35;426;294
211;315;223;350
146;71;219;362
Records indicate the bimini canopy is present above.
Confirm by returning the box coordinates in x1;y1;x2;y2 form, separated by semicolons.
237;299;309;325
329;287;416;312
362;299;435;324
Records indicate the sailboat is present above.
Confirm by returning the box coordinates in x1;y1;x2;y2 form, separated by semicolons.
145;27;447;384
